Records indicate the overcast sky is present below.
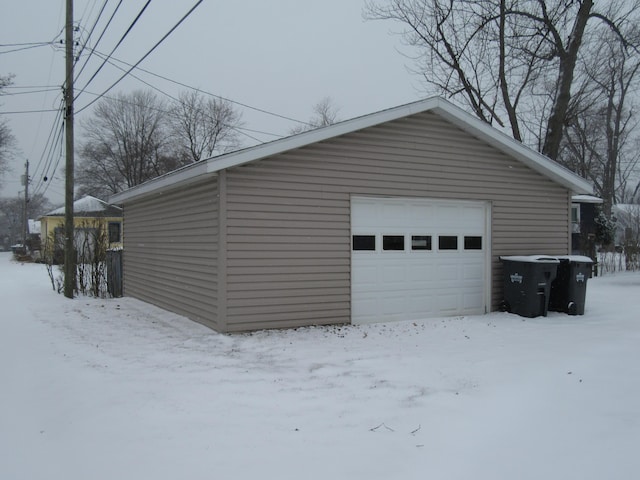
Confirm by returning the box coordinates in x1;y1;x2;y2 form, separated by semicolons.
1;0;423;205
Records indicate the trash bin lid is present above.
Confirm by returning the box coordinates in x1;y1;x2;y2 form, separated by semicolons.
555;255;593;264
500;255;560;263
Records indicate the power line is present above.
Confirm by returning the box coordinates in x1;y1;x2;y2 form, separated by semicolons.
76;0;205;115
74;0;110;66
0;108;61;115
0;41;51;47
77;0;100;27
74;0;151;100
38;127;64;199
0;41;53;47
27;25;64;161
86;51;284;141
33;104;65;178
79;86;274;146
3;85;59;89
74;0;124;82
88;49;311;127
0;88;60;97
31;104;65;197
0;43;52;55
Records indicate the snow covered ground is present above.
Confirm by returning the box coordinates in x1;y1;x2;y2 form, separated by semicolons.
1;251;639;480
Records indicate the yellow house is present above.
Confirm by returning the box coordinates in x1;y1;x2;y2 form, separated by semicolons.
40;196;123;262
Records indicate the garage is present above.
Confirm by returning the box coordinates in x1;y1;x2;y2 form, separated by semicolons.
112;97;592;333
351;196;491;324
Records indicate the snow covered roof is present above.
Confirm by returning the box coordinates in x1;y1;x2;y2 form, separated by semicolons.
572;195;603;204
43;195;123;217
110;96;593;204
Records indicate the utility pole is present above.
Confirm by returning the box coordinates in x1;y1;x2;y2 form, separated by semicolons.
63;0;75;299
21;160;29;249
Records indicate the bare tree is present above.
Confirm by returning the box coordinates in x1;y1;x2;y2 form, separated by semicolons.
77;90;178;197
364;0;640;159
0;193;51;246
290;97;341;134
562;26;640;214
169;91;243;162
0;74;16;191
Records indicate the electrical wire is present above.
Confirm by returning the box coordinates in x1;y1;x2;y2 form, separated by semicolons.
0;43;53;55
74;0;124;82
74;0;151;100
27;23;64;161
76;0;205;114
33;116;65;199
0;108;61;115
74;0;110;66
0;41;52;46
0;88;60;97
31;103;64;178
87;49;312;127
3;85;59;89
30;104;65;197
86;51;283;141
79;86;267;147
77;0;100;29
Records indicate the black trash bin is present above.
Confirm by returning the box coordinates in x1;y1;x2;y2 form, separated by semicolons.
500;255;560;318
549;255;593;315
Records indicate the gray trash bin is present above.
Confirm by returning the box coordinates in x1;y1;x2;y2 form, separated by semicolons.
549;255;593;315
500;255;560;318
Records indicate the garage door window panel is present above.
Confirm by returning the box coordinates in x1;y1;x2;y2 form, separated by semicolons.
383;235;405;251
438;236;458;250
464;236;483;250
353;235;376;251
411;235;432;251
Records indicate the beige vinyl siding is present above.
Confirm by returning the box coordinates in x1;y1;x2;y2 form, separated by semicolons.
224;111;570;331
123;178;219;330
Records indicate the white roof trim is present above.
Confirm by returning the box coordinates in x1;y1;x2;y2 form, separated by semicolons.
111;96;592;204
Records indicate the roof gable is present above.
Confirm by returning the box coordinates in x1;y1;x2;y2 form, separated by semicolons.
110;97;592;203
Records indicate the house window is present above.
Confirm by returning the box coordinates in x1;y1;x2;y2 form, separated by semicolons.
352;235;375;251
108;222;121;243
464;236;482;250
438;235;458;250
383;235;405;251
571;204;580;223
571;204;581;233
411;235;432;250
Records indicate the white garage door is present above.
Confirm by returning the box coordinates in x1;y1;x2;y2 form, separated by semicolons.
351;196;490;325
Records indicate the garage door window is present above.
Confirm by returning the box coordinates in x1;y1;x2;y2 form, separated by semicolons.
464;236;483;250
411;235;432;250
352;235;376;251
383;235;405;251
438;235;458;250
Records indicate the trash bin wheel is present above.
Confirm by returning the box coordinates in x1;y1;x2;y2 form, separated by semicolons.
500;300;511;313
567;301;577;315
